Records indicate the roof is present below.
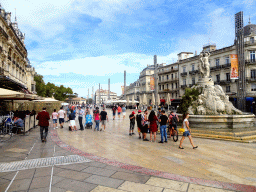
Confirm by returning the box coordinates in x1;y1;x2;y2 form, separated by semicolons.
244;24;256;36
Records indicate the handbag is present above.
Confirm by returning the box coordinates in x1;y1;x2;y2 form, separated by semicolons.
179;128;185;133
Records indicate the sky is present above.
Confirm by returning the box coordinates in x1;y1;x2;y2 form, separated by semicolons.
1;0;256;97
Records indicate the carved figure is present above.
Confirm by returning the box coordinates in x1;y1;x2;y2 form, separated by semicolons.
199;52;211;78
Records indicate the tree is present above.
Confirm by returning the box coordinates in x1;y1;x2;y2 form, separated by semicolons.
54;85;73;101
45;82;56;98
34;74;46;97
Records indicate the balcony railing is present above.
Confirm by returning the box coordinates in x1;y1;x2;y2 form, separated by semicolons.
158;68;178;74
246;77;256;82
245;59;256;65
181;85;187;89
219;80;231;85
210;65;221;71
221;63;231;69
189;70;198;75
15;46;25;58
159;78;178;83
0;26;8;39
214;81;221;85
181;72;187;77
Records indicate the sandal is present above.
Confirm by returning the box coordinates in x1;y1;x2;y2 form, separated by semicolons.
179;146;184;149
193;146;198;149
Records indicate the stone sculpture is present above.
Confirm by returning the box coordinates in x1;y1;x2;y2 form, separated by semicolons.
187;52;243;115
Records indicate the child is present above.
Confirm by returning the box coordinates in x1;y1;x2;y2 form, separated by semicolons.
129;111;136;136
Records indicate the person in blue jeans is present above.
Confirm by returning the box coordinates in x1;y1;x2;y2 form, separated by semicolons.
158;110;168;143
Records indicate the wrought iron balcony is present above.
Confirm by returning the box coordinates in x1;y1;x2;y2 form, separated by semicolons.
246;77;256;82
189;70;198;75
214;81;221;85
245;59;256;65
219;80;231;85
211;65;221;71
180;72;187;77
221;63;231;69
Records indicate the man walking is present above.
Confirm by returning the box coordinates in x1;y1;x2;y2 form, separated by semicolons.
58;107;66;128
77;106;84;130
36;107;50;142
169;111;179;137
158;110;168;143
112;106;116;120
100;108;108;131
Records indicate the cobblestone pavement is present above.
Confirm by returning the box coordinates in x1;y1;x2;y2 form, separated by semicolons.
0;108;255;192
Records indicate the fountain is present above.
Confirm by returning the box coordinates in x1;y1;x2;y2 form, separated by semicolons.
184;52;255;133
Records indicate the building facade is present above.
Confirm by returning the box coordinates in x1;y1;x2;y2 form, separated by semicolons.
95;89;117;104
0;5;36;93
65;97;86;105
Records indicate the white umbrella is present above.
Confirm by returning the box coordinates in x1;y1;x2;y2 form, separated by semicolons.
126;96;129;105
151;92;155;106
166;93;171;112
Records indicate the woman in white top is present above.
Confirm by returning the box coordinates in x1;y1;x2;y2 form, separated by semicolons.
52;109;58;129
179;113;198;149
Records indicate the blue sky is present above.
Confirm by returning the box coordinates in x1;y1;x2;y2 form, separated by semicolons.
2;0;256;97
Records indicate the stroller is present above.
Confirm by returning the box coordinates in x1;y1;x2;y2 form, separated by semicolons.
85;114;93;129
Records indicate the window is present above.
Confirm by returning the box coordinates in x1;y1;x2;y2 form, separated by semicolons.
171;74;173;79
225;56;229;64
183;79;186;85
251;84;256;91
192;77;195;85
226;73;230;81
176;93;178;98
226;86;230;92
250;51;255;62
216;59;220;67
172;83;174;89
167;75;169;80
171;66;173;70
250;37;254;44
162;85;164;90
192;64;195;71
183;66;186;73
216;74;220;82
159;85;161;91
159;76;161;81
251;69;256;79
172;93;174;98
176;83;178;88
167;84;169;89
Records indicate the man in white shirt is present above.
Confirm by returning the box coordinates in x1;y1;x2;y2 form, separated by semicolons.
77;106;84;130
58;107;66;129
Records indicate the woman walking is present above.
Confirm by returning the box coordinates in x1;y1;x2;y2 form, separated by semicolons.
179;113;198;149
148;110;158;142
94;108;100;131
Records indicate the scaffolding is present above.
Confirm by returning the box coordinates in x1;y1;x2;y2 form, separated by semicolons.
235;11;246;111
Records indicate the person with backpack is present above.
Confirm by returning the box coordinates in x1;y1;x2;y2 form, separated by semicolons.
129;111;136;136
169;111;179;138
135;110;143;139
158;110;168;143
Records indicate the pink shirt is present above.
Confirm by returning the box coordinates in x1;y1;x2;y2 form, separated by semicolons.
52;112;58;119
117;107;122;113
95;113;100;120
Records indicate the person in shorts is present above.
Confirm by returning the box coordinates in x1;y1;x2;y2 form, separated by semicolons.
58;107;66;128
179;113;198;149
100;108;108;131
112;106;116;120
68;110;77;131
117;106;122;119
122;105;126;119
52;109;58;129
129;111;136;136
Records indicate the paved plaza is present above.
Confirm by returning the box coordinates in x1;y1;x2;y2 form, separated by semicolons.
0;108;256;192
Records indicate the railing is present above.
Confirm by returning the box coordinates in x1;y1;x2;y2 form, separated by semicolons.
246;77;256;82
181;72;187;76
245;59;256;65
221;63;231;69
189;70;198;75
210;65;221;71
214;81;221;85
158;68;178;74
219;80;231;85
181;85;187;89
15;46;25;58
0;26;8;39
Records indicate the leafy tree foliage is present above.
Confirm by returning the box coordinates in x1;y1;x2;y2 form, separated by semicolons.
177;87;202;115
34;74;73;101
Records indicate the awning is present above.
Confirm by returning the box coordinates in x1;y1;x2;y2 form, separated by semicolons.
0;88;37;100
34;97;60;102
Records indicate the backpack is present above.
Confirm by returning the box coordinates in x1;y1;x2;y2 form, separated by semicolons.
171;114;178;126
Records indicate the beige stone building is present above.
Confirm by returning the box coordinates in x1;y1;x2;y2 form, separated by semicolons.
0;5;36;94
65;97;86;105
95;89;117;104
125;80;140;101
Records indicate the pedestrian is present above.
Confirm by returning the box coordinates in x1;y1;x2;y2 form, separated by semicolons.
135;110;143;139
122;105;126;119
117;105;122;119
13;116;24;133
141;110;149;141
94;108;100;131
179;113;198;149
52;109;58;129
148;110;158;142
77;106;84;130
58;107;66;129
158;110;168;143
68;110;77;131
112;106;116;120
36;107;50;142
129;111;136;136
85;111;93;129
168;111;179;138
100;108;108;131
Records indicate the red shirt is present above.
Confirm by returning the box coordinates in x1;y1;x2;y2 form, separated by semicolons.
36;110;50;126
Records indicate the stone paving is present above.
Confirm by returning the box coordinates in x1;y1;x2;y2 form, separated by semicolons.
0;108;255;191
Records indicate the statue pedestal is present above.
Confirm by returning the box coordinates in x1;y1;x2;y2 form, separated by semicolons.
197;78;214;86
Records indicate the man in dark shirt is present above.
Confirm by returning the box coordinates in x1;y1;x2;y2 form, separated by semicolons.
100;108;108;131
129;111;136;136
158;110;168;143
112;106;116;120
36;107;50;142
136;110;143;139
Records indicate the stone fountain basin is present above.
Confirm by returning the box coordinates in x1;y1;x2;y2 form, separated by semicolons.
187;114;255;129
